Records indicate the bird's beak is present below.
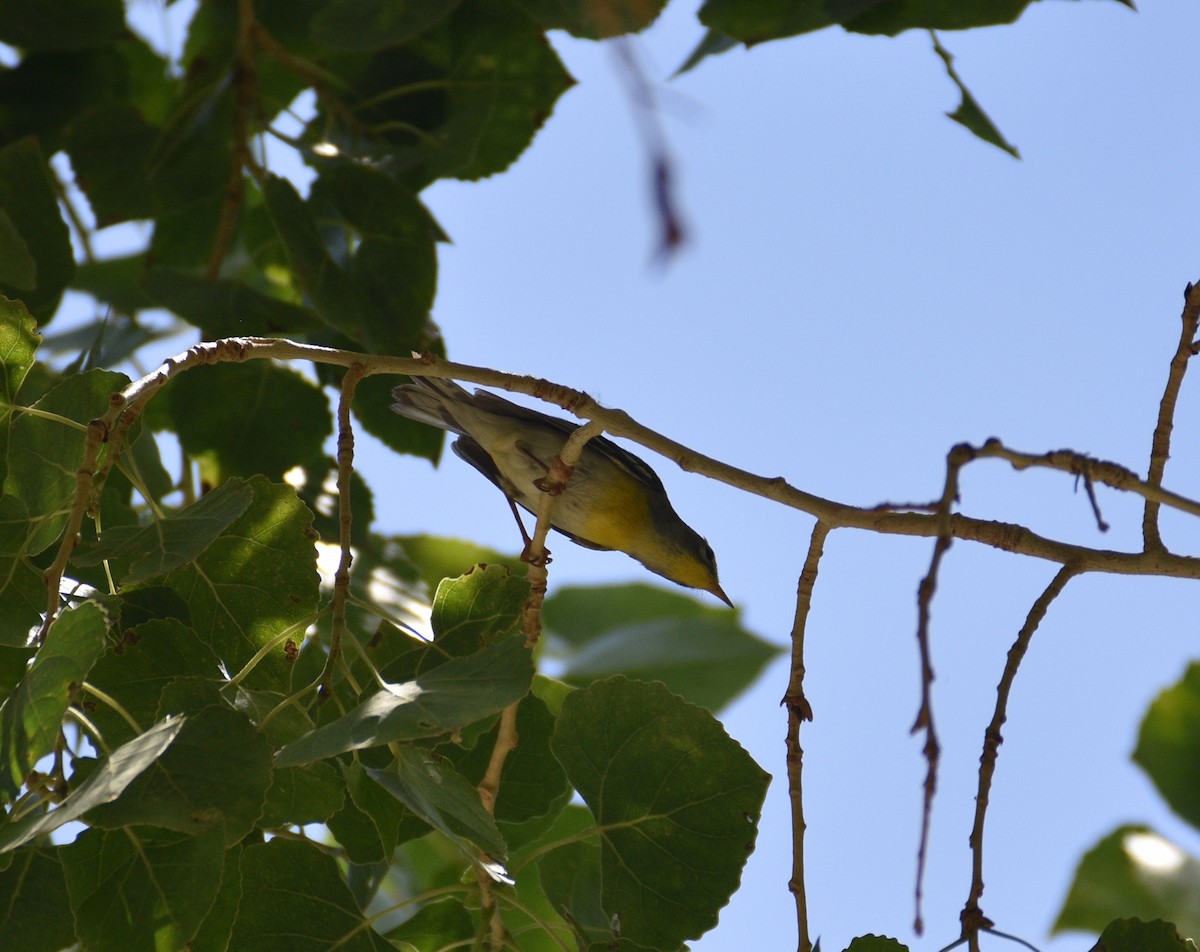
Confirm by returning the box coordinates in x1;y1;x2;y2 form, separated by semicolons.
710;582;734;608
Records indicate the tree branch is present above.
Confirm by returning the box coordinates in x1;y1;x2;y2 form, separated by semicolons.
784;521;831;952
961;564;1079;951
912;444;970;934
1143;280;1200;549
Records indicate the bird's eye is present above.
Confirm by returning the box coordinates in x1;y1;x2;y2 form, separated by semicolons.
704;542;715;563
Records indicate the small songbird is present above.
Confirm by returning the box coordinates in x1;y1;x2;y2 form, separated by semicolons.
390;377;731;606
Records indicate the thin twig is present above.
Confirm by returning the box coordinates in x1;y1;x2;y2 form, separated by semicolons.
317;363;365;701
476;701;520;951
205;0;258;279
961;564;1078;951
783;521;830;952
912;443;970;934
971;438;1200;523
1143;280;1200;550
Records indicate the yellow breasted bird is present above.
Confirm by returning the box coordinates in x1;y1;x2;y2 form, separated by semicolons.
390;377;731;606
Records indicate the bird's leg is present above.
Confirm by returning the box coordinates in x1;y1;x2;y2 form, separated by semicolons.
508;495;552;566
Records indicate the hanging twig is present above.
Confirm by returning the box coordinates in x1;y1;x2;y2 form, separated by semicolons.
1143;281;1200;549
912;443;970;934
960;564;1078;951
784;521;831;952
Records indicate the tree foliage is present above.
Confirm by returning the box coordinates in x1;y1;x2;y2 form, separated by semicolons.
0;1;1184;951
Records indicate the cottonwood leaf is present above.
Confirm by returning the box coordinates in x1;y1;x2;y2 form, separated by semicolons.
73;478;254;584
367;745;509;875
1090;919;1194;952
227;838;394;952
0;848;74;952
0;715;184;852
275;636;533;766
0;601;107;798
0;138;73;318
61;823;225;952
162;476;319;692
549;677;769;949
4;367;127;554
82;618;221;747
1055;825;1200;938
167;362;330;484
544;583;779;712
1135;662;1200;829
86;705;272;845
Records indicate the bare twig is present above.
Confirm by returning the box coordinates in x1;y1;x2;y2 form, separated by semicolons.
205;0;259;278
783;521;831;952
961;564;1078;951
1144;280;1200;549
476;701;520;951
317;363;365;701
970;438;1200;523
912;443;970;934
612;40;686;259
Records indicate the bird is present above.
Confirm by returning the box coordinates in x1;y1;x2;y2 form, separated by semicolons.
390;377;731;606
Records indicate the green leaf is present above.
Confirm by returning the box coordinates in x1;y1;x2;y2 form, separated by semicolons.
385;898;475;950
697;0;833;45
162;476;319;692
74;478;254;584
81;618;221;746
368;744;509;872
0;717;183;853
1135;662;1200;829
228;838;395;952
0;296;39;495
61;823;226;952
310;0;463;52
1091;919;1194;952
0;848;75;952
550;677;770;949
167;362;331;484
275;636;534;766
395;534;524;596
0;556;44;648
1055;825;1200;938
0;0;125;50
513;0;668;38
86;705;273;845
544;583;780;712
932;34;1018;158
261;174;373;344
4;367;127;555
846;937;911;952
260;759;345;828
429;563;529;657
837;0;1032;36
141;269;321;339
309;164;439;354
71;254;156;313
0;601;108;798
312;0;574;187
0;211;36;290
675;29;742;76
451;693;568;827
63;101;160;225
0;138;75;320
190;844;243;952
325;759;413;863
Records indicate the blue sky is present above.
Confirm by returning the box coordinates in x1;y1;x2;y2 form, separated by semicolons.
401;2;1200;948
100;1;1200;948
